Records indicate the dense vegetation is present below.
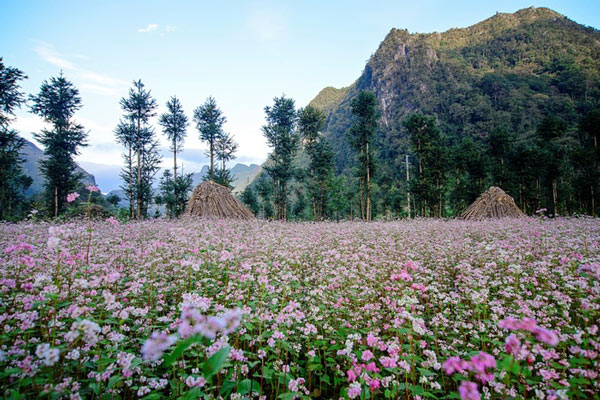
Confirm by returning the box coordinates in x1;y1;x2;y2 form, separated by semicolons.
298;7;600;219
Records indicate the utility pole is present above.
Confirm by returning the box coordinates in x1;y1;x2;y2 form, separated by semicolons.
406;154;411;218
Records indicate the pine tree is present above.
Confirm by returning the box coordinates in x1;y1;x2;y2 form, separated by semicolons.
193;97;226;180
114;120;136;218
119;80;158;218
29;72;87;217
214;131;238;188
255;174;274;219
159;96;188;181
0;59;31;220
298;106;333;220
240;186;259;215
403;113;447;217
262;95;299;220
347;91;379;221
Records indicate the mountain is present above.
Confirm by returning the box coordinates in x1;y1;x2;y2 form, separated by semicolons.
299;6;600;216
312;7;600;175
20;139;96;197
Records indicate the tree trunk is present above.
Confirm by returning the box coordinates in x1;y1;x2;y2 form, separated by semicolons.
210;143;214;180
54;186;58;218
136;118;142;219
366;142;371;222
173;142;177;181
552;178;558;216
128;144;134;218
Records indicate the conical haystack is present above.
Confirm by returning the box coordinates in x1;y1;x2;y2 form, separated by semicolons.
461;186;525;220
185;180;254;219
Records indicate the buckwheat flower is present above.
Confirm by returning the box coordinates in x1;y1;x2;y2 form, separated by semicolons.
348;382;362;399
66;192;80;203
499;318;520;330
222;308;242;334
178;308;204;339
534;328;559;346
47;236;61;252
141;331;177;361
288;377;305;392
369;379;381;391
347;368;358;383
505;334;521;354
185;376;206;388
0;350;5;362
518;318;538;332
86;185;100;193
362;350;374;361
458;381;480;400
197;316;226;339
443;356;468;375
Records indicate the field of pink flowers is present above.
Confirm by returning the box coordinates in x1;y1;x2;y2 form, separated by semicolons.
0;217;599;399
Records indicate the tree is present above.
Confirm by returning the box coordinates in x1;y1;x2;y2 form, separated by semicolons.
299;106;333;220
106;193;121;209
29;73;87;217
537;115;567;216
159;96;188;180
194;97;226;180
119;80;159;218
240;186;259;215
114;120;136;218
347;90;379;221
0;59;31;220
262;95;299;220
214;131;238;188
255;174;274;219
403;113;447;217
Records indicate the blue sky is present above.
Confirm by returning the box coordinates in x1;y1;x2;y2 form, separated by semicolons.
1;0;598;192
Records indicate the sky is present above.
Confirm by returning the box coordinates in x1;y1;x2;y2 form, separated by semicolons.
1;0;599;192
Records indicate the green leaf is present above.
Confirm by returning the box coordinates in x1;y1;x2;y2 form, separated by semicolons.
237;379;261;395
203;346;230;379
89;383;99;396
179;387;201;400
107;375;122;389
164;334;202;367
140;394;162;400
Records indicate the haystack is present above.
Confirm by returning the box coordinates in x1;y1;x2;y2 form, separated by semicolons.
185;180;254;219
461;186;525;220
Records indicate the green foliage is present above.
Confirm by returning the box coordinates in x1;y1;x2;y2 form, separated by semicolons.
118;80;160;219
262;95;299;220
29;73;87;218
240;186;259;215
194;97;226;180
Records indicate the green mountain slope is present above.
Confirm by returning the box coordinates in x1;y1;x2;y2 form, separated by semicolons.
314;6;600;179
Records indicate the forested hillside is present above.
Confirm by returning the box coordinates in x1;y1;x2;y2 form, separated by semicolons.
310;6;600;217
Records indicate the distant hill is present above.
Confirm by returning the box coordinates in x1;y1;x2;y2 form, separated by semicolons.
20;139;96;197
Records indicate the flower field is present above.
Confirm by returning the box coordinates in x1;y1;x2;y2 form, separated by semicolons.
0;217;599;399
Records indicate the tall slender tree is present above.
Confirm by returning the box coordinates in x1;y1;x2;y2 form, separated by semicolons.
0;59;31;220
114;120;136;218
262;95;299;220
298;106;333;220
29;73;87;217
347;90;379;221
159;96;188;180
193;97;225;180
119;80;158;218
214;131;238;188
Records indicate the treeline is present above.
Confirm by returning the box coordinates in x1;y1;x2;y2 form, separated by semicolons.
0;58;239;221
242;90;600;220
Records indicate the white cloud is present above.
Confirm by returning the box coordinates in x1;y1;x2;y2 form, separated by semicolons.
246;8;287;41
138;23;159;33
34;45;76;70
165;25;177;33
33;44;128;97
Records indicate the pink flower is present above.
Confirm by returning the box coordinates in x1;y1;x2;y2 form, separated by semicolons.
348;383;362;399
458;381;480;400
362;350;374;361
66;192;80;203
518;318;538;332
369;379;381;391
86;185;100;193
534;328;559;346
443;356;468;375
505;334;521;354
141;331;176;361
498;317;520;330
347;368;358;383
